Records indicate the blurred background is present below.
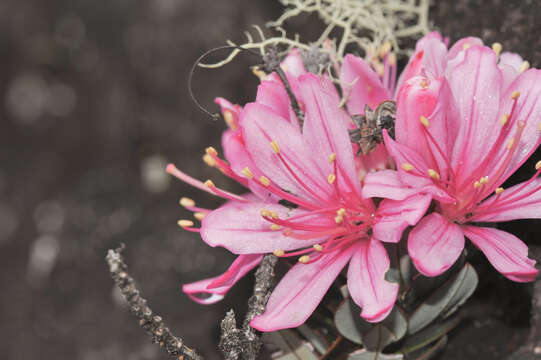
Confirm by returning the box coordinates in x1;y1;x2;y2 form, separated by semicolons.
1;0;540;359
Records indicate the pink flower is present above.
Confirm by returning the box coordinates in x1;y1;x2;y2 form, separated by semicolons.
167;51;430;331
364;35;541;282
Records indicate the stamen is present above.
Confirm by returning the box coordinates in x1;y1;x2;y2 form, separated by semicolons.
388;53;397;66
252;67;266;80
495;187;504;194
480;176;489;184
474;181;481;189
379;41;392;58
313;244;323;251
270;211;279;220
180;197;195;208
500;114;510;126
507;138;515;150
270;140;280;154
337;208;346;216
223;110;236;130
205;180;215;188
334;215;344;224
298;255;310;264
270;224;281;231
178;219;194;227
203;154;217;167
273;249;284;257
401;163;414;171
420;115;430;128
242;167;254;179
328;173;336;184
428;169;440;180
194;212;206;220
205;147;218;156
536;161;541;170
259;176;270;187
420;79;428;89
520;61;530;73
463;43;471;50
261;209;271;217
491;42;502;56
511;91;520;100
328;153;336;163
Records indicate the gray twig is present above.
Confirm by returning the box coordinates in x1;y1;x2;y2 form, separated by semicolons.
106;244;204;360
219;254;278;360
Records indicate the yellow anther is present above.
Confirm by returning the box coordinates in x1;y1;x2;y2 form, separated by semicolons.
511;90;520;100
328;173;336;184
420;115;430;128
328;153;337;163
401;163;414;171
313;244;323;252
495;187;504;195
500;114;510;126
252;66;266;80
491;42;502;56
223;110;236;129
270;224;281;231
204;179;215;188
178;219;194;228
194;212;206;221
507;138;515;149
474;181;481;189
205;146;218;156
241;167;254;179
334;215;344;224
270;140;280;154
337;208;346;216
261;209;271;217
520;61;530;73
273;249;285;257
536;160;541;170
298;255;310;264
375;62;385;77
388;53;397;66
180;197;195;208
270;211;279;220
379;41;392;58
203;154;217;167
480;176;489;184
259;176;270;187
462;43;471;50
428;169;440;180
420;79;429;89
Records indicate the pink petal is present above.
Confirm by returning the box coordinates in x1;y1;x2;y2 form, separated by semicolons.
408;212;465;276
362;169;420;201
372;194;432;243
298;73;362;197
447;45;503;182
201;201;331;254
447;37;483;60
255;80;299;129
347;239;399;322
182;254;263;304
251;244;357;331
339;54;391;115
462;225;538;282
471;178;541;222
241;103;331;203
499;52;524;73
281;48;307;77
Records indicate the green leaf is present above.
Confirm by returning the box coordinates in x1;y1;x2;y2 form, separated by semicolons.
408;263;478;334
401;317;460;355
361;307;408;351
347;349;404;360
297;324;329;355
334;299;371;345
263;329;320;360
407;335;448;360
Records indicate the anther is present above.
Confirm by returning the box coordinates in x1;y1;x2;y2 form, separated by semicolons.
334;215;344;224
270;224;281;231
261;209;271;217
241;167;254;179
520;61;530;73
379;41;392;58
223;110;235;128
428;169;440;180
252;67;266;80
204;180;215;188
298;255;310;264
328;153;336;163
313;244;323;251
491;42;502;56
463;43;471;50
480;176;489;184
270;140;280;154
337;208;346;216
536;161;541;170
511;91;520;100
507;138;515;150
500;114;510;126
420;79;428;89
206;147;218;156
420;115;430;128
474;181;481;189
178;219;194;228
194;212;206;221
203;154;217;167
270;211;279;220
259;176;270;187
180;197;195;208
328;173;336;184
388;53;397;66
495;187;504;195
401;163;414;171
273;249;284;257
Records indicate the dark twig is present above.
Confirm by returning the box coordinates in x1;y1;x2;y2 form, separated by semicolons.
219;254;278;360
106;244;204;360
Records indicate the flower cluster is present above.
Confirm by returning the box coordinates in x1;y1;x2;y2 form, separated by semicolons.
168;33;540;332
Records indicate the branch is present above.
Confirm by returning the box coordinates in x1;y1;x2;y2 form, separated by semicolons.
106;244;204;360
219;254;279;360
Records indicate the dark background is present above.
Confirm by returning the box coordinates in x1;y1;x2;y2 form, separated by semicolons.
1;1;540;359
